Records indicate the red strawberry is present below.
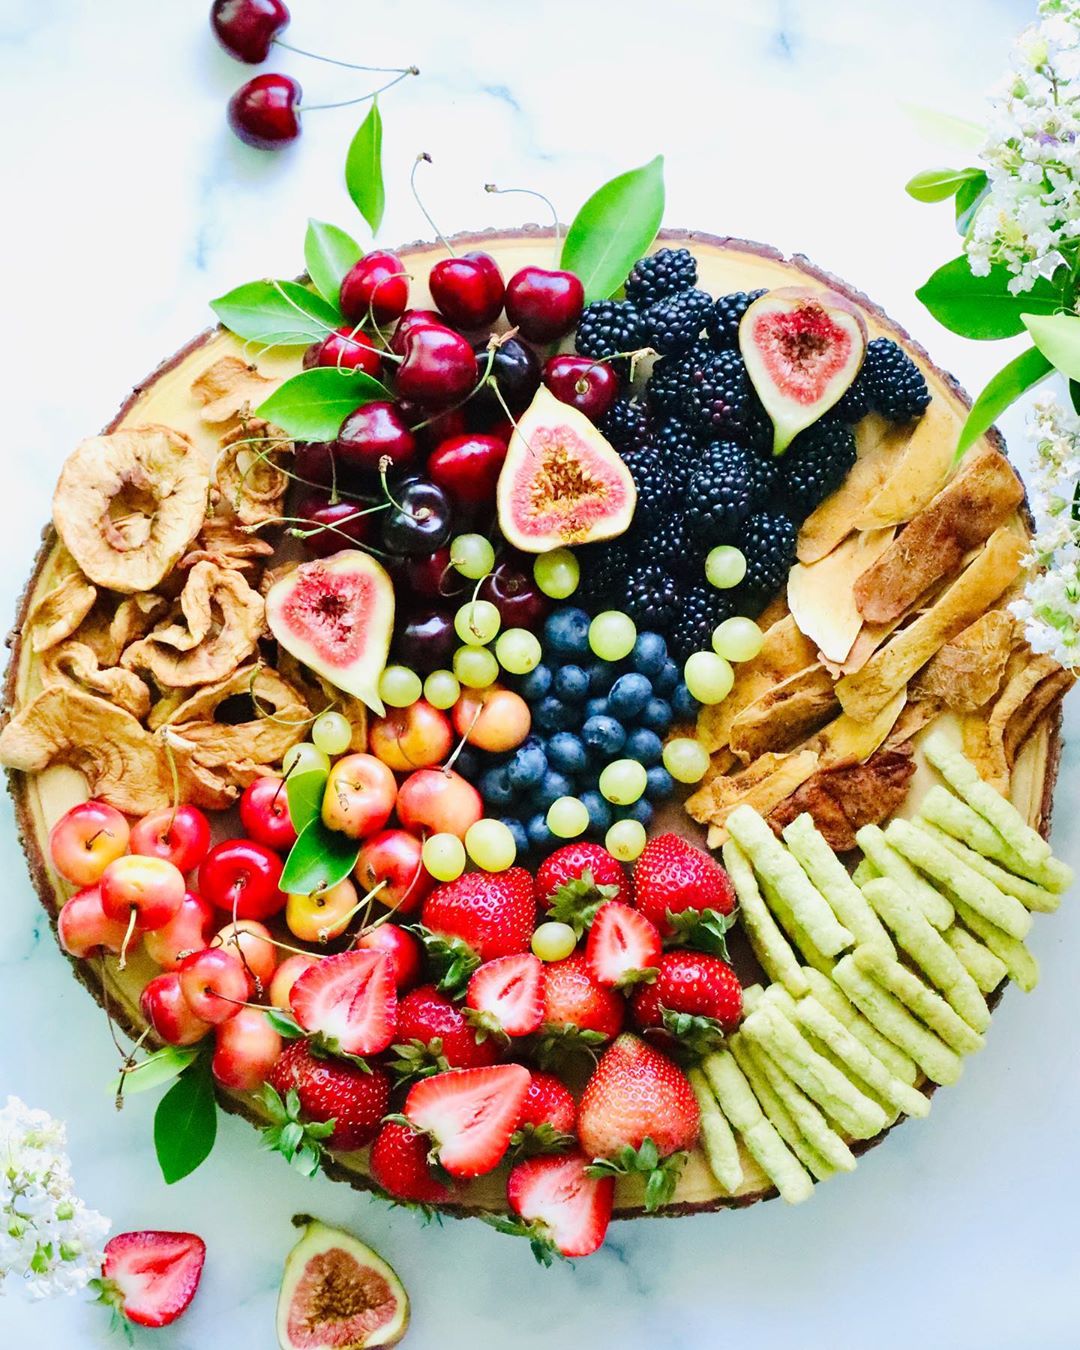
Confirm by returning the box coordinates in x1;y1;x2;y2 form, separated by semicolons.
577;1033;699;1211
506;1152;613;1261
632;833;736;940
585;902;662;989
403;1063;531;1178
420;868;536;990
370;1120;455;1206
511;1070;577;1155
538;951;624;1064
390;983;501;1081
631;951;742;1053
536;842;631;935
95;1231;205;1329
289;949;397;1057
466;952;544;1038
266;1039;390;1154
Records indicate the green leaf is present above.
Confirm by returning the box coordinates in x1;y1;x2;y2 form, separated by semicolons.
281;818;361;896
109;1046;197;1097
915;256;1065;339
345;101;385;235
561;156;666;303
1069;379;1080;415
954;171;989;235
304;220;363;306
265;1006;305;1039
956;345;1054;459
210;279;341;346
1022;311;1080;380
904;166;984;203
154;1054;217;1185
287;768;328;833
256;366;390;440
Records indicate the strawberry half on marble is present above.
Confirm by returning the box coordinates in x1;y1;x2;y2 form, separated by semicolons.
505;1151;613;1262
93;1231;206;1330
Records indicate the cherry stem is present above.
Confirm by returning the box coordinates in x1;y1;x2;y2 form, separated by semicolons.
113;1027;153;1112
272;40;416;75
443;701;485;774
118;909;139;972
410;153;455;256
303;68;418;113
378;458;426;521
319;879;389;943
214;928;264;999
485;183;563;253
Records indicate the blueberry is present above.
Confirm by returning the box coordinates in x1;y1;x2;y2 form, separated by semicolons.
519;663;553;702
654;658;680;696
615;799;654;827
639;697;673;737
544;607;591;656
553;664;590;703
479;764;516;810
582;715;626;757
500;816;530;855
533;770;574;811
632;632;668;677
608;672;652;720
645;764;675;802
584;696;609;721
625;727;663;766
507;741;548;790
527;812;553;849
546;731;588;776
580;789;613;833
587;661;619;696
672;681;701;721
534;696;582;733
453;746;482;781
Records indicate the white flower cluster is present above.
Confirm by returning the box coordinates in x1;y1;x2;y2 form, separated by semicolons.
0;1097;109;1300
967;0;1080;292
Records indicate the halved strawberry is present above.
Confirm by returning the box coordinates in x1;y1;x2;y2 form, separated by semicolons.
466;953;543;1039
289;949;397;1057
94;1231;205;1329
506;1152;613;1261
585;902;661;990
403;1063;531;1178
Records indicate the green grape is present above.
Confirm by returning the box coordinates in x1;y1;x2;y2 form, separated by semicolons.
454;599;501;646
598;758;648;805
282;741;331;777
531;921;577;962
533;547;580;599
310;710;353;757
684;651;734;705
705;545;748;590
606;818;647;862
589;610;637;662
546;795;590;839
453;644;500;689
662;736;711;784
464;818;517;873
712;616;764;663
424;669;461;710
450;533;496;581
495;627;542;675
378;664;423;708
422;832;466;882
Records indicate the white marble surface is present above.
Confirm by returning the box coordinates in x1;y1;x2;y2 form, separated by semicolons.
2;0;1078;1345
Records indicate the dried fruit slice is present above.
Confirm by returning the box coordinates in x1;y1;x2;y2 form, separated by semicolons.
265;551;394;715
739;288;867;456
276;1217;409;1349
496;386;636;552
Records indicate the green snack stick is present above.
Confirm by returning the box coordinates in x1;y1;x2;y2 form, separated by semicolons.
701;1050;815;1204
851;858;880;888
855;825;954;930
851;944;984;1056
802;967;919;1084
943;925;1008;995
923;734;1052;872
742;1002;888;1140
782;814;896;955
729;1036;837;1182
687;1066;743;1193
722;839;809;997
741;983;766;1011
885;818;1032;940
726;805;854;957
921;822;1060;913
833;956;964;1086
737;1039;855;1176
861;876;991;1033
919;786;1072;892
951;898;1040;993
760;875;836;978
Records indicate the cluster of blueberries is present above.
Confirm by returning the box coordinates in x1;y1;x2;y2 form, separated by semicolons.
454;607;701;853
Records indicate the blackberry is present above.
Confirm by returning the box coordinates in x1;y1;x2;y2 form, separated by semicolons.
741;511;798;601
599;398;649;453
641;288;713;356
622;447;678;525
576;539;630;607
669;584;737;662
575;299;643;361
625;247;697;307
678;346;771;450
705;289;766;350
654;415;702;464
684;440;777;549
630;512;693;579
836;337;931;424
780;418;857;519
644;346;696;414
624;563;680;634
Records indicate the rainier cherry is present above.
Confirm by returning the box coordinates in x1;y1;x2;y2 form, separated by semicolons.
143;891;216;970
544;354;618;421
269;953;319;1009
227;73;302;149
49;800;130;887
129;805;211;874
178;948;252;1025
504;265;584;342
429;252;505;329
57;886;129;960
369;701;453;772
321;753;397;839
395;324;477;406
214;919;278;989
141;973;212;1047
211;0;290;63
199;839;285;920
395;767;483;840
354;828;434;917
239;776;297;852
286;876;360;944
212;1007;283;1091
100;856;186;934
305;326;383;378
340;251;409;326
354;924;422;990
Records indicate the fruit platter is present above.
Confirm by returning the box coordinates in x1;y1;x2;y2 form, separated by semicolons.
3;200;1074;1266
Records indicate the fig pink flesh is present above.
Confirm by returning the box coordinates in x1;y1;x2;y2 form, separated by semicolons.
506;424;633;542
285;1247;396;1346
750;304;854;406
278;564;377;667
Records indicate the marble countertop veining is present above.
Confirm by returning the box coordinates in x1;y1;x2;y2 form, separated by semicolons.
2;1;1077;1347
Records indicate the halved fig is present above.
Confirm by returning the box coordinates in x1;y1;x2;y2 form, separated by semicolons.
265;551;393;716
496;385;636;552
739;287;867;456
276;1217;409;1350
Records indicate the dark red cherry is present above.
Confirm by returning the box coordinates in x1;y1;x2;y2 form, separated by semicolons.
227;73;301;149
396;325;476;406
304;326;383;378
403;548;467;601
543;354;619;421
480;556;550;629
427;434;507;507
390;309;443;356
472;337;541;416
211;0;290;63
336;401;417;476
394;607;458;673
504;266;584;342
397;400;468;452
296;491;374;558
380;480;452;556
429;252;505;330
340;251;409;326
